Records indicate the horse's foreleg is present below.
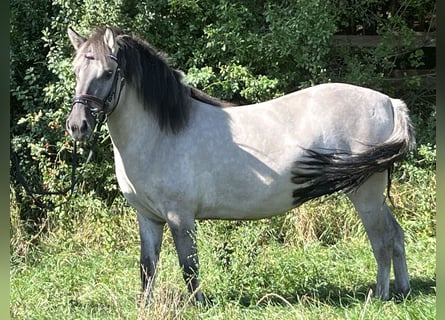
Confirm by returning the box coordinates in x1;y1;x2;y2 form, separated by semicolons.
137;212;164;300
168;220;204;303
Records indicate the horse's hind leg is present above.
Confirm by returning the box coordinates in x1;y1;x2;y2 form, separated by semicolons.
389;208;410;297
136;212;164;300
348;172;410;300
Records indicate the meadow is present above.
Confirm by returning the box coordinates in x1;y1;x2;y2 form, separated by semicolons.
10;150;436;319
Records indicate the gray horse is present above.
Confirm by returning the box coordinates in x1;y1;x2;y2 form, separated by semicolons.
66;26;415;303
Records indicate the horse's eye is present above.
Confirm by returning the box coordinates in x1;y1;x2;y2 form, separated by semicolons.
103;70;114;79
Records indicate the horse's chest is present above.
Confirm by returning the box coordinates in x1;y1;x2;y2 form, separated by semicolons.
113;149;163;217
114;158;141;204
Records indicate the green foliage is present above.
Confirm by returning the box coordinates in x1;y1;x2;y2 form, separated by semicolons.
186;64;280;102
328;14;427;91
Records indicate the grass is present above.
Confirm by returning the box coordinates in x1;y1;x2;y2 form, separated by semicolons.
10;163;436;319
10;224;435;319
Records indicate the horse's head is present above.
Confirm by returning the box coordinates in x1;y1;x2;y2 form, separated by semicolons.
66;27;124;141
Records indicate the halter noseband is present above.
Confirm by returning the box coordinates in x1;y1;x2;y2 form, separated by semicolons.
72;54;125;121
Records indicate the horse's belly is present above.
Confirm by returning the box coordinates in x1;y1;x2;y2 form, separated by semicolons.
194;170;296;220
197;194;295;220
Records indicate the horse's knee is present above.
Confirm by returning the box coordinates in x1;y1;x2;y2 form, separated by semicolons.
176;241;200;286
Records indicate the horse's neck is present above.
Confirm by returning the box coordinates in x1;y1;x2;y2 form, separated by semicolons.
106;90;162;156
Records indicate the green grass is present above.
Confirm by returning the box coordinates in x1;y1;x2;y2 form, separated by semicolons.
10;160;436;319
10;228;435;319
10;199;435;319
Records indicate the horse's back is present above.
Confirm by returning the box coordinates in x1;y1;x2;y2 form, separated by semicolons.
225;82;396;152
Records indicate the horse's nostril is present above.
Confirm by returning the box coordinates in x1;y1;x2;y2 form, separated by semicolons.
80;120;89;133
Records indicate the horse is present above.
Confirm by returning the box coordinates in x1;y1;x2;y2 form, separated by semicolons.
66;26;415;303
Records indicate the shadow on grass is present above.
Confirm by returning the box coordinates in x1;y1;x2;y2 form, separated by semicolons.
218;277;436;308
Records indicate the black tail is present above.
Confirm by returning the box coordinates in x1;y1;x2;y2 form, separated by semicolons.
291;98;415;207
291;142;408;206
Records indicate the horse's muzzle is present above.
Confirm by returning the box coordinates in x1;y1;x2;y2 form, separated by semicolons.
66;103;95;141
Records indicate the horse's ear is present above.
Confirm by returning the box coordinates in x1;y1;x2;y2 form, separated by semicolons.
104;27;118;55
67;27;86;50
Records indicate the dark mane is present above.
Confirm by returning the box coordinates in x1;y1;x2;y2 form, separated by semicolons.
172;69;233;107
117;31;191;134
82;27;234;134
188;86;235;107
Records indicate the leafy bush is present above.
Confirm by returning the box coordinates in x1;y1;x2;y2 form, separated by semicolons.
186;64;280;103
